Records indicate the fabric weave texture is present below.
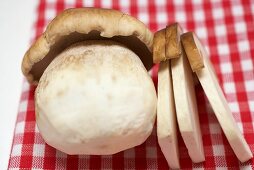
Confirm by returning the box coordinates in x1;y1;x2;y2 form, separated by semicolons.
8;0;254;169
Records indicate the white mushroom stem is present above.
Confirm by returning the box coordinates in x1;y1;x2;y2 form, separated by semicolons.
35;40;157;155
182;32;253;162
157;60;180;169
171;46;205;163
196;55;253;162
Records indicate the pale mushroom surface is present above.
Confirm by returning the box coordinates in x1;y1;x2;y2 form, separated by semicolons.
35;40;157;155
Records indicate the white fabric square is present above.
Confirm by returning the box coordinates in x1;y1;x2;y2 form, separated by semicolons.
101;0;112;8
245;80;254;91
65;0;75;5
155;0;166;6
12;144;22;156
212;8;224;19
33;144;45;157
173;0;184;5
45;8;56;20
252;3;254;16
232;5;243;17
19;100;28;112
138;13;149;24
15;121;25;134
156;12;167;24
22;81;30;92
228;102;240;113
193;0;202;4
215;24;226;36
249;101;254;112
218;44;229;55
46;0;56;3
83;0;94;7
175;12;186;22
235;21;246;33
194;10;205;21
220;62;232;74
238;40;250;52
120;0;129;7
196;27;207;39
223;82;236;94
241;59;253;71
213;145;225;156
211;0;221;2
137;0;148;6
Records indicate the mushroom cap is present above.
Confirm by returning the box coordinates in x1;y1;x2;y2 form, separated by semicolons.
22;8;154;84
35;40;157;155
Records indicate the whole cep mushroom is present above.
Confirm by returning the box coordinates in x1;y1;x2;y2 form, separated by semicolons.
22;8;157;155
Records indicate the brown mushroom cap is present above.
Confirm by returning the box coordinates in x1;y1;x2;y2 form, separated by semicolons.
22;8;154;84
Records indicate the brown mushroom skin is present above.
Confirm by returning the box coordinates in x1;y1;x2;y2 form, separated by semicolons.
22;8;154;84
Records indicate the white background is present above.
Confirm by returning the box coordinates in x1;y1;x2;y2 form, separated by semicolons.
0;1;38;169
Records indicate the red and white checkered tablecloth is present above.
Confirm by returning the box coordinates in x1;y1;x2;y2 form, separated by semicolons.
8;0;254;169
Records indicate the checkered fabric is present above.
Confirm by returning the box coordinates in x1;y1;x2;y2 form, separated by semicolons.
8;0;254;169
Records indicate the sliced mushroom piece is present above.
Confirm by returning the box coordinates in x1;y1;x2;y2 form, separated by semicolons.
157;60;180;169
153;28;166;63
165;23;199;86
165;23;182;59
181;32;253;162
171;45;205;163
181;32;204;72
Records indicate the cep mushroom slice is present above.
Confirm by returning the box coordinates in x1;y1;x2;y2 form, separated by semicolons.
181;32;204;72
171;43;205;162
22;8;154;84
165;23;182;59
181;32;253;162
153;29;166;63
157;60;180;169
